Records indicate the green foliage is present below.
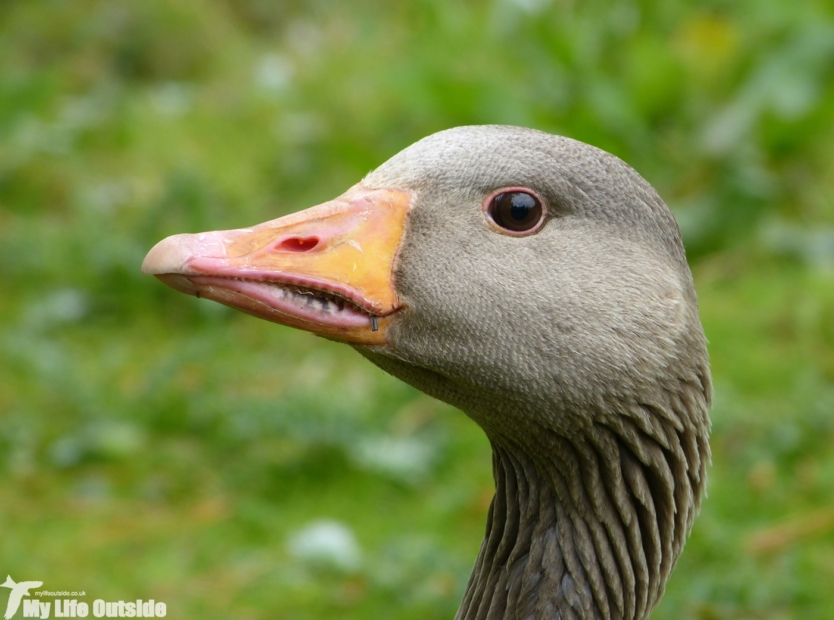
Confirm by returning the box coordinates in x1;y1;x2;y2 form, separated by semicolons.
1;0;833;618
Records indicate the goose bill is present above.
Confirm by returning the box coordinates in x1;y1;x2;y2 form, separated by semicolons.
141;186;412;345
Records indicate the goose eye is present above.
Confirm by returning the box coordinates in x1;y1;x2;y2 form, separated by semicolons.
486;191;544;234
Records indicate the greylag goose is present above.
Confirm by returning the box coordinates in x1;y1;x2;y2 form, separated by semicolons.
142;125;711;620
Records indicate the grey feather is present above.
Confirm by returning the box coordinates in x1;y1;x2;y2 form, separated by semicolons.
356;126;711;620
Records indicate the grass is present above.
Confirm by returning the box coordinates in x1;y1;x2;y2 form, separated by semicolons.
1;0;834;618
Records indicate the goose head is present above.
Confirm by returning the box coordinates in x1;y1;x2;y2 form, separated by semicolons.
143;125;711;620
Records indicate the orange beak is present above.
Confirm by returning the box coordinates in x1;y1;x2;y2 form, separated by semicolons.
141;185;412;345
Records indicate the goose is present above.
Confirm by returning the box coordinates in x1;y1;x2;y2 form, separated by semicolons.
142;125;711;620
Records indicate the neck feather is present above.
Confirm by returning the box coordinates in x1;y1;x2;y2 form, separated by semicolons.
456;378;710;620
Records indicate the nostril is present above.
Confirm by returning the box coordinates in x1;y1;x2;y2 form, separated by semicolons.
277;237;319;252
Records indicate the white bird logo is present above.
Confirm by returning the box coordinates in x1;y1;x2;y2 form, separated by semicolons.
1;576;43;620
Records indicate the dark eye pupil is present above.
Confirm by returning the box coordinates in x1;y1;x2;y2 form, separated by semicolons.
510;194;535;221
488;191;543;233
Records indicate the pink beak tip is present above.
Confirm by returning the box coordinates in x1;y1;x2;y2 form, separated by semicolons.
142;231;234;275
141;234;195;275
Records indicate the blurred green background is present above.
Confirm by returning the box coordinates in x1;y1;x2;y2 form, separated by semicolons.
1;0;834;618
